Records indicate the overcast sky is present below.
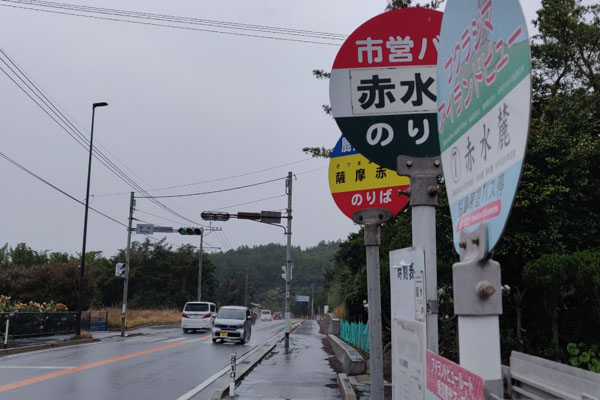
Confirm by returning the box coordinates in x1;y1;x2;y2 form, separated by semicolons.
0;0;556;258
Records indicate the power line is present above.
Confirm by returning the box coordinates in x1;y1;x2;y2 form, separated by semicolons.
137;176;287;199
0;0;346;46
135;209;205;228
94;158;316;197
0;150;126;227
210;194;287;210
0;46;203;227
6;0;348;39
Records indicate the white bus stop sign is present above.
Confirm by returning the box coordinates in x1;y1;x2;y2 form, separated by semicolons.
436;0;531;253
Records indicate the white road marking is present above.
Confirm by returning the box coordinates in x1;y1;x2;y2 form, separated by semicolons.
0;365;74;370
175;329;284;400
165;338;186;343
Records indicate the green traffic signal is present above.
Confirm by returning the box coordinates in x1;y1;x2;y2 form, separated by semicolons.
178;227;203;235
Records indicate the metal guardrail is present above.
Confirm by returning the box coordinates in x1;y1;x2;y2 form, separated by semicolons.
504;351;600;399
1;311;108;340
339;320;369;354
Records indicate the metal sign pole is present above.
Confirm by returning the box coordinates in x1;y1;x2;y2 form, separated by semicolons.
453;222;503;397
397;156;442;353
352;208;392;400
284;171;293;349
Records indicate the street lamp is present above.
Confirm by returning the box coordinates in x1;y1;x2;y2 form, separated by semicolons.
76;101;108;337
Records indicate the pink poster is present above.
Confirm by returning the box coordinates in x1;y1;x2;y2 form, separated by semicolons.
426;351;485;400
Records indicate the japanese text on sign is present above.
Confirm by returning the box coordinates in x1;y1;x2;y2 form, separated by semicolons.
355;35;439;65
426;351;484;400
438;0;524;132
350;67;437;115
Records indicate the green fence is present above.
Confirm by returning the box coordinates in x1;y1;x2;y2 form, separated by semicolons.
340;320;369;354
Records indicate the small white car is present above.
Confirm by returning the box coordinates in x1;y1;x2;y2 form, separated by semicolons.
260;309;273;321
212;306;252;344
181;301;217;333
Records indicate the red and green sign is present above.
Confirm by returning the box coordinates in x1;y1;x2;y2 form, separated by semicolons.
329;8;443;170
329;135;409;219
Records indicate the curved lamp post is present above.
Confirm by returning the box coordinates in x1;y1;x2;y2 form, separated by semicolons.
76;101;108;336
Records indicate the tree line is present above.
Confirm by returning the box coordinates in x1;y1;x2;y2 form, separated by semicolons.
0;239;339;318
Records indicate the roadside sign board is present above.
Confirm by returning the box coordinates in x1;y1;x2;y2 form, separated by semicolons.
329;8;443;170
153;226;174;233
436;0;531;252
426;350;485;400
295;295;310;303
329;135;409;219
136;224;154;235
390;247;427;399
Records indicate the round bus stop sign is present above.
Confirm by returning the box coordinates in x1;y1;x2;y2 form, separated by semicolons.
329;135;409;219
329;8;443;171
436;0;531;253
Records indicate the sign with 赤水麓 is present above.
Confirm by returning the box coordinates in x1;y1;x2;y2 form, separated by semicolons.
436;0;531;253
329;8;443;170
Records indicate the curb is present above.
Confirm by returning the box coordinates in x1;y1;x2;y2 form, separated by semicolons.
337;373;358;400
0;338;100;357
211;321;303;399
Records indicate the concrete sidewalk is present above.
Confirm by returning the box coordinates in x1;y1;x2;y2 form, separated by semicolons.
231;320;342;399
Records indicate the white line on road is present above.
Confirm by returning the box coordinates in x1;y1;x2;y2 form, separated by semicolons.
165;338;186;343
0;365;75;370
175;329;284;400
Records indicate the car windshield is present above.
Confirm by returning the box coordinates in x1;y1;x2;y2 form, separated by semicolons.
217;308;245;320
184;303;209;312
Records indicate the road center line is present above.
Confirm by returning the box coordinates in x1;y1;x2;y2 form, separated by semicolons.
0;341;187;393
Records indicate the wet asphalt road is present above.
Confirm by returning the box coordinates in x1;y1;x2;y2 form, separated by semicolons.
0;320;286;400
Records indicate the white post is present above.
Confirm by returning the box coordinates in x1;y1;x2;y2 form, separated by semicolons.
229;352;237;397
3;318;8;349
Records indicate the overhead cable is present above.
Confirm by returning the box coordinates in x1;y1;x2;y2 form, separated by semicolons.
138;176;287;199
0;150;126;227
0;0;346;46
0;46;203;227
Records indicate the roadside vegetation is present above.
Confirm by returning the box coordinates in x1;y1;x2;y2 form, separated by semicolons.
100;307;181;330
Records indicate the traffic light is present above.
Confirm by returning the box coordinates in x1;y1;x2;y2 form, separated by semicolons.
178;227;203;235
115;263;127;278
201;211;230;221
281;264;293;281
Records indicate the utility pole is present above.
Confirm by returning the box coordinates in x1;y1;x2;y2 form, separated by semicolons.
121;191;134;337
284;171;293;349
197;225;221;301
197;229;204;301
311;283;314;320
244;266;249;307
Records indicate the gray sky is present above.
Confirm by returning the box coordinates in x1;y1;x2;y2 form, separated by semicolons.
0;0;552;258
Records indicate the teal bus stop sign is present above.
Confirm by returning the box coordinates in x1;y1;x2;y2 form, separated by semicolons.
436;0;531;253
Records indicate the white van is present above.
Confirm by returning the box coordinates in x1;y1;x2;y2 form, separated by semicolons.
260;309;273;321
181;301;217;333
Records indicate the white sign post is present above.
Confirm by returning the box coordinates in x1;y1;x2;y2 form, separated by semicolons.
390;247;426;399
436;0;531;396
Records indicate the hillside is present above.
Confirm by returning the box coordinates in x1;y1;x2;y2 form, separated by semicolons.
207;240;340;315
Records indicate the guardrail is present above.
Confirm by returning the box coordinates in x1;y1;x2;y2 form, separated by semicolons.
504;351;600;399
